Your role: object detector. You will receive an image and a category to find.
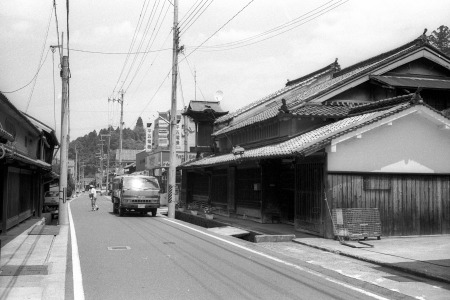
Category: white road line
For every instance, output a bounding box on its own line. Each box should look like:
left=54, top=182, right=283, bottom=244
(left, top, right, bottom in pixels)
left=68, top=201, right=85, bottom=300
left=163, top=218, right=391, bottom=300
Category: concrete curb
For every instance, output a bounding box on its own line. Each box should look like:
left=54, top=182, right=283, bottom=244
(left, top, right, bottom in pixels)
left=292, top=239, right=450, bottom=285
left=253, top=234, right=295, bottom=243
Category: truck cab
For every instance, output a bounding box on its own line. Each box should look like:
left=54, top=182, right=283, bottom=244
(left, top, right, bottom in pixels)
left=111, top=175, right=160, bottom=216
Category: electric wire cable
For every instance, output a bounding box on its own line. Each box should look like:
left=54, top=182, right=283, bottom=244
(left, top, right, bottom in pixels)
left=53, top=0, right=62, bottom=59
left=177, top=65, right=185, bottom=108
left=118, top=0, right=162, bottom=92
left=178, top=0, right=201, bottom=25
left=179, top=0, right=214, bottom=37
left=67, top=47, right=171, bottom=55
left=128, top=30, right=172, bottom=95
left=192, top=0, right=349, bottom=52
left=135, top=67, right=172, bottom=123
left=178, top=0, right=204, bottom=28
left=112, top=0, right=150, bottom=93
left=25, top=4, right=54, bottom=112
left=52, top=49, right=57, bottom=130
left=182, top=0, right=255, bottom=60
left=123, top=0, right=171, bottom=92
left=0, top=49, right=51, bottom=94
left=182, top=53, right=206, bottom=101
left=199, top=0, right=338, bottom=49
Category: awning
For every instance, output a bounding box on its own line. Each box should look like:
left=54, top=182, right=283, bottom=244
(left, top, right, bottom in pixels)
left=2, top=145, right=51, bottom=170
left=0, top=127, right=14, bottom=142
left=370, top=75, right=450, bottom=90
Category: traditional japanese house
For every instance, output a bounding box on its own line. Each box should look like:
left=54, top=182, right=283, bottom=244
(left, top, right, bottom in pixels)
left=181, top=100, right=228, bottom=205
left=0, top=92, right=58, bottom=233
left=179, top=34, right=450, bottom=237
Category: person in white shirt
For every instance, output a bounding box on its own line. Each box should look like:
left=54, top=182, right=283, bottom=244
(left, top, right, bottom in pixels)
left=89, top=185, right=98, bottom=211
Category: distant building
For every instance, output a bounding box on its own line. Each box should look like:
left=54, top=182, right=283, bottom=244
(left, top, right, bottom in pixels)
left=151, top=110, right=195, bottom=151
left=115, top=149, right=142, bottom=171
left=145, top=122, right=152, bottom=151
left=68, top=159, right=75, bottom=176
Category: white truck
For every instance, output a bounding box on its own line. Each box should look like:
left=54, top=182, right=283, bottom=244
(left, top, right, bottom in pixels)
left=111, top=175, right=161, bottom=217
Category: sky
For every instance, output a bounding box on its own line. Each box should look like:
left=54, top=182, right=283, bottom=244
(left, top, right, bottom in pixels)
left=1, top=0, right=449, bottom=141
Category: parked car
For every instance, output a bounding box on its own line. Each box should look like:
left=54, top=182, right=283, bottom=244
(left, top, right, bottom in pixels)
left=43, top=191, right=59, bottom=212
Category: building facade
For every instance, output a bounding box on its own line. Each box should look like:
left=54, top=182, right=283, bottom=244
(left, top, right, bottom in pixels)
left=0, top=92, right=58, bottom=233
left=179, top=35, right=450, bottom=238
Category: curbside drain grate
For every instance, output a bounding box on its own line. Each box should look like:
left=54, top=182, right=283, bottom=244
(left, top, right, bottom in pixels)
left=107, top=246, right=131, bottom=251
left=0, top=265, right=48, bottom=276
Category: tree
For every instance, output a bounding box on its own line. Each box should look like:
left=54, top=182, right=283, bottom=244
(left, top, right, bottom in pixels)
left=135, top=117, right=144, bottom=128
left=429, top=25, right=450, bottom=56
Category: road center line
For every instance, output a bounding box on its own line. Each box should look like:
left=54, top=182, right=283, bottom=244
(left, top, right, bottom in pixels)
left=68, top=200, right=85, bottom=300
left=163, top=218, right=391, bottom=300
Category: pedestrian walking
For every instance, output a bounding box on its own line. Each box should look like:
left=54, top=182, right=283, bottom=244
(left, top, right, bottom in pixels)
left=89, top=185, right=99, bottom=211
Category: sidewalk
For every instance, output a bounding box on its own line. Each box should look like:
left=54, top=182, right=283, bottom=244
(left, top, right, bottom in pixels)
left=0, top=217, right=69, bottom=300
left=210, top=213, right=450, bottom=284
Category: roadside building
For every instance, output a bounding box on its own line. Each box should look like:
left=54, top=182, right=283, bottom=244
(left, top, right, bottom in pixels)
left=179, top=34, right=450, bottom=238
left=115, top=149, right=141, bottom=172
left=0, top=92, right=58, bottom=233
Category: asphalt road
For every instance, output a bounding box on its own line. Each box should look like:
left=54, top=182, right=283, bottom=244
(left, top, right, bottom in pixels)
left=70, top=194, right=409, bottom=300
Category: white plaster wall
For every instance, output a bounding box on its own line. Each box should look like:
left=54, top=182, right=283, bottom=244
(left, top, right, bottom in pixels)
left=327, top=114, right=450, bottom=173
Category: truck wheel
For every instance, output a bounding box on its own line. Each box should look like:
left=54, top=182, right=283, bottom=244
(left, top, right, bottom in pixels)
left=151, top=208, right=157, bottom=217
left=119, top=207, right=124, bottom=216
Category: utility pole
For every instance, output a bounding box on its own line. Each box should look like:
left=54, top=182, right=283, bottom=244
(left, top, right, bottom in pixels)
left=97, top=139, right=104, bottom=186
left=109, top=93, right=124, bottom=174
left=119, top=90, right=124, bottom=174
left=75, top=144, right=78, bottom=194
left=101, top=134, right=111, bottom=186
left=168, top=0, right=179, bottom=219
left=183, top=108, right=189, bottom=163
left=59, top=37, right=69, bottom=225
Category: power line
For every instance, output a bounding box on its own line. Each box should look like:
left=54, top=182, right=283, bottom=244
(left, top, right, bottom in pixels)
left=183, top=0, right=255, bottom=60
left=123, top=0, right=171, bottom=92
left=0, top=49, right=51, bottom=94
left=25, top=3, right=54, bottom=112
left=112, top=0, right=151, bottom=93
left=53, top=0, right=61, bottom=59
left=134, top=67, right=172, bottom=125
left=179, top=0, right=214, bottom=37
left=198, top=0, right=337, bottom=49
left=127, top=30, right=172, bottom=94
left=52, top=49, right=57, bottom=130
left=67, top=47, right=171, bottom=55
left=118, top=0, right=163, bottom=92
left=182, top=53, right=206, bottom=101
left=178, top=0, right=203, bottom=28
left=191, top=0, right=349, bottom=52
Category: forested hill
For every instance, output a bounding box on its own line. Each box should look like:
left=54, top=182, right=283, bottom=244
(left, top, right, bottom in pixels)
left=68, top=117, right=146, bottom=176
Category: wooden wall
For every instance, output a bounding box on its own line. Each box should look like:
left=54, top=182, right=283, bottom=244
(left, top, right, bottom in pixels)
left=328, top=173, right=450, bottom=236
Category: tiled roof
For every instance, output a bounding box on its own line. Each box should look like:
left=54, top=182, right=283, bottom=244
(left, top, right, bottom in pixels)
left=0, top=126, right=14, bottom=142
left=187, top=101, right=226, bottom=113
left=213, top=39, right=427, bottom=137
left=213, top=105, right=280, bottom=136
left=291, top=103, right=353, bottom=118
left=180, top=98, right=428, bottom=169
left=215, top=62, right=337, bottom=125
left=213, top=102, right=354, bottom=136
left=288, top=42, right=421, bottom=108
left=348, top=94, right=414, bottom=115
